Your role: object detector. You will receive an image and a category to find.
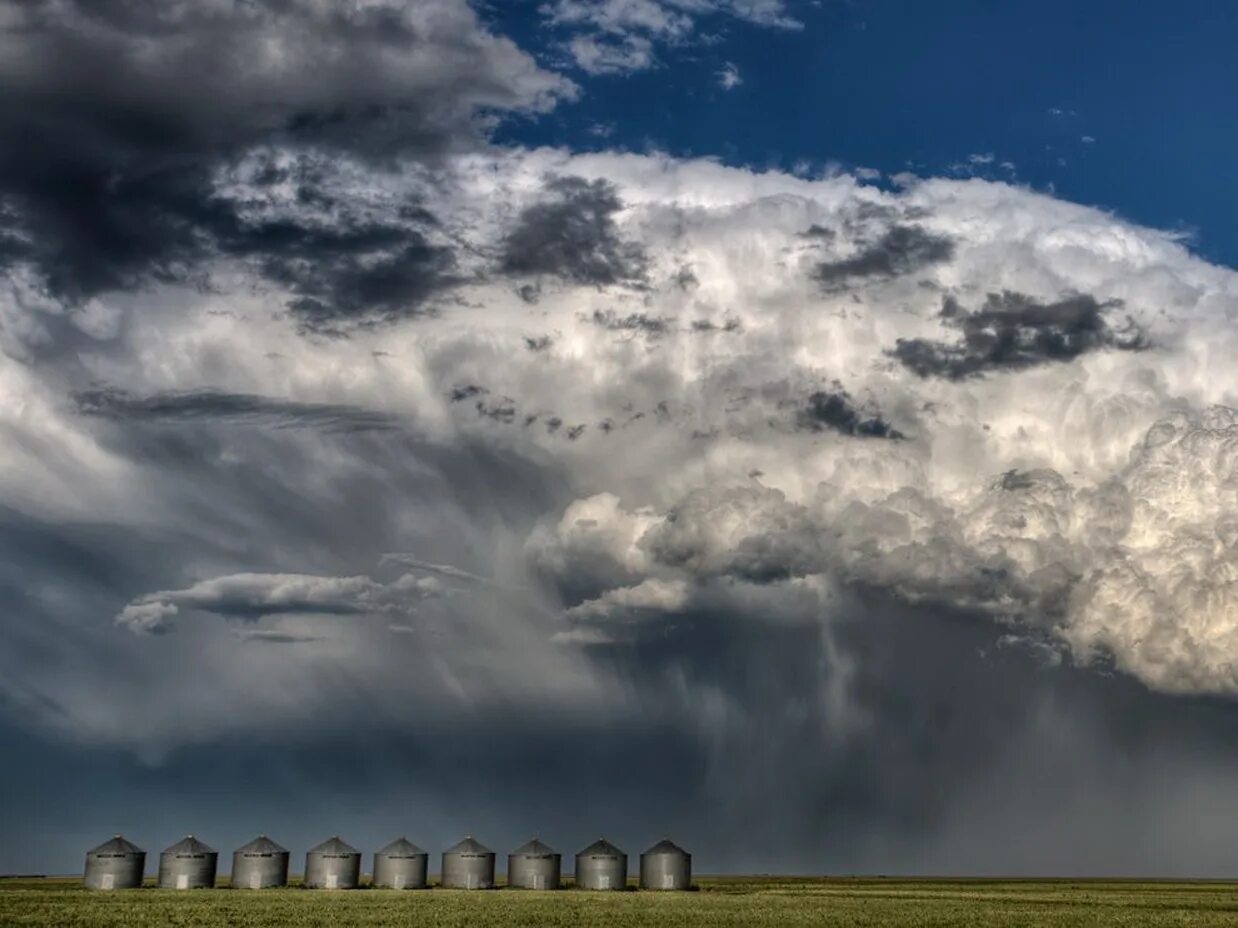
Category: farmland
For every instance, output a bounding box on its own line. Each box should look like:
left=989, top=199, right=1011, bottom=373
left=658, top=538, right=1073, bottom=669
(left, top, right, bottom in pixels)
left=2, top=876, right=1237, bottom=927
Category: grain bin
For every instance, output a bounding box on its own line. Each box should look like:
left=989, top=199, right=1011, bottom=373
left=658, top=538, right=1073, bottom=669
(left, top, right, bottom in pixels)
left=507, top=839, right=560, bottom=890
left=304, top=836, right=361, bottom=890
left=639, top=839, right=691, bottom=890
left=231, top=835, right=289, bottom=889
left=574, top=838, right=626, bottom=890
left=440, top=836, right=495, bottom=889
left=83, top=835, right=145, bottom=890
left=372, top=837, right=428, bottom=889
left=157, top=836, right=217, bottom=889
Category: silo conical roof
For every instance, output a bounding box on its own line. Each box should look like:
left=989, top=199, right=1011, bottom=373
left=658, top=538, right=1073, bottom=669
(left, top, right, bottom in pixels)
left=236, top=835, right=287, bottom=854
left=446, top=836, right=491, bottom=854
left=89, top=835, right=144, bottom=855
left=643, top=839, right=686, bottom=855
left=579, top=838, right=624, bottom=856
left=163, top=836, right=216, bottom=855
left=512, top=839, right=556, bottom=856
left=309, top=836, right=358, bottom=855
left=378, top=837, right=426, bottom=856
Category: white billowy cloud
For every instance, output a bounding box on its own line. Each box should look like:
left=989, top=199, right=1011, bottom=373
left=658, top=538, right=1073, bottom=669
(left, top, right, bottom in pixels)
left=4, top=141, right=1238, bottom=756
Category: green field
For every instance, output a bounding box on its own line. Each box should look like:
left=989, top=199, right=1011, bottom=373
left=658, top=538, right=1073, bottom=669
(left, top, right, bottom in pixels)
left=2, top=876, right=1237, bottom=927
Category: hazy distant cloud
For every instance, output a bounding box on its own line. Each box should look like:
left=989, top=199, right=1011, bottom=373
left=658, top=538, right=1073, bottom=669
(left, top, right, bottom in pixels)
left=717, top=62, right=743, bottom=90
left=501, top=176, right=648, bottom=286
left=814, top=224, right=954, bottom=287
left=891, top=291, right=1149, bottom=380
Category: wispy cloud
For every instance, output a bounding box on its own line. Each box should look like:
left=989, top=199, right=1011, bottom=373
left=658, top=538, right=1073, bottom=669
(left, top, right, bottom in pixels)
left=541, top=0, right=800, bottom=74
left=717, top=61, right=743, bottom=90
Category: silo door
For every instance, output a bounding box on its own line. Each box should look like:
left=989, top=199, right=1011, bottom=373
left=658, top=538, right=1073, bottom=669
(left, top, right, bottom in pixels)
left=177, top=874, right=189, bottom=890
left=393, top=875, right=404, bottom=890
left=326, top=873, right=338, bottom=890
left=599, top=875, right=610, bottom=889
left=663, top=874, right=674, bottom=889
left=532, top=875, right=542, bottom=889
left=250, top=874, right=261, bottom=890
left=467, top=873, right=476, bottom=889
left=101, top=874, right=114, bottom=890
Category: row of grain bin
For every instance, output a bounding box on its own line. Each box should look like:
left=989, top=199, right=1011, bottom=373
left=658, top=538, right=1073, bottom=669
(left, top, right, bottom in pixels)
left=85, top=834, right=288, bottom=890
left=84, top=835, right=690, bottom=890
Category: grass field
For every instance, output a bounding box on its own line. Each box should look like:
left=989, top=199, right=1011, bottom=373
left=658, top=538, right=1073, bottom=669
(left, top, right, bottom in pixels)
left=2, top=876, right=1237, bottom=927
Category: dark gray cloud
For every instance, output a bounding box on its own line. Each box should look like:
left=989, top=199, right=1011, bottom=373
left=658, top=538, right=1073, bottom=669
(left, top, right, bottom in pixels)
left=891, top=291, right=1149, bottom=380
left=231, top=208, right=456, bottom=333
left=588, top=309, right=668, bottom=336
left=524, top=335, right=555, bottom=351
left=8, top=610, right=1238, bottom=879
left=799, top=223, right=837, bottom=241
left=448, top=384, right=488, bottom=403
left=235, top=629, right=325, bottom=644
left=0, top=0, right=569, bottom=306
left=475, top=396, right=519, bottom=424
left=690, top=318, right=742, bottom=333
left=796, top=387, right=904, bottom=439
left=73, top=387, right=400, bottom=433
left=815, top=224, right=954, bottom=287
left=672, top=265, right=699, bottom=290
left=501, top=176, right=648, bottom=286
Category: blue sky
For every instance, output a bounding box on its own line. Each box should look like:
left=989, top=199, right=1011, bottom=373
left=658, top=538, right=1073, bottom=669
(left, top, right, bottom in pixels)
left=495, top=0, right=1238, bottom=266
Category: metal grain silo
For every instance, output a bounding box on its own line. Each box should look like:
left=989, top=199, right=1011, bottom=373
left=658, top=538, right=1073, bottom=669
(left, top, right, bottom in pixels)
left=507, top=839, right=560, bottom=890
left=157, top=835, right=217, bottom=889
left=84, top=835, right=146, bottom=890
left=304, top=836, right=361, bottom=890
left=231, top=835, right=289, bottom=889
left=574, top=838, right=627, bottom=890
left=639, top=839, right=691, bottom=890
left=372, top=837, right=428, bottom=889
left=440, top=836, right=495, bottom=889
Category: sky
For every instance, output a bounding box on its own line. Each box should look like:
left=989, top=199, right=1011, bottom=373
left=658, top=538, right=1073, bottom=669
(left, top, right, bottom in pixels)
left=2, top=0, right=1238, bottom=878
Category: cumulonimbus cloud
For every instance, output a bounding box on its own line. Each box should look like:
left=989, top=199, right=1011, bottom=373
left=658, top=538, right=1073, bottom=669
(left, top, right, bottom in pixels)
left=5, top=142, right=1238, bottom=759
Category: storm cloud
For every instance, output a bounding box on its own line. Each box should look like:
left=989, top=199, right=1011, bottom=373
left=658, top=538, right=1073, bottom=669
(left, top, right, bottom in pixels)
left=814, top=223, right=955, bottom=286
left=3, top=37, right=1238, bottom=876
left=796, top=388, right=904, bottom=440
left=0, top=0, right=571, bottom=303
left=892, top=290, right=1149, bottom=379
left=500, top=176, right=648, bottom=286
